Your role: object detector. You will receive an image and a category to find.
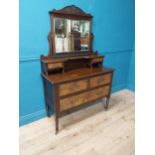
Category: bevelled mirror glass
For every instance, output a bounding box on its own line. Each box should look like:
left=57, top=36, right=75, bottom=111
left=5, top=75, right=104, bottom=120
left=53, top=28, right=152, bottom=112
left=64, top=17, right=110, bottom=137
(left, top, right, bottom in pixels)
left=54, top=17, right=90, bottom=53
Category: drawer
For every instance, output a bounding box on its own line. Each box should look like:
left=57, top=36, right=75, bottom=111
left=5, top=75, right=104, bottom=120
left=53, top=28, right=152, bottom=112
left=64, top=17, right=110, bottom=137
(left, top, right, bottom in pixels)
left=48, top=63, right=63, bottom=70
left=59, top=79, right=88, bottom=97
left=91, top=57, right=103, bottom=63
left=90, top=73, right=112, bottom=88
left=60, top=85, right=110, bottom=111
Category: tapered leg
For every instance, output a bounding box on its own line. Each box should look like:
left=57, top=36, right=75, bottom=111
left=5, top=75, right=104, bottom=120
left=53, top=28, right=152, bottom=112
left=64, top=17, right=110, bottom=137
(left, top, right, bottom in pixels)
left=53, top=84, right=59, bottom=134
left=42, top=78, right=51, bottom=117
left=104, top=97, right=110, bottom=110
left=45, top=102, right=51, bottom=117
left=55, top=115, right=59, bottom=134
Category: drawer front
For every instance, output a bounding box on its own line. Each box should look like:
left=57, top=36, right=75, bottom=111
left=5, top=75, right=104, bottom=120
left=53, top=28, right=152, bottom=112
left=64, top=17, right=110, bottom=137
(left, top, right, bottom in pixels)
left=60, top=85, right=110, bottom=111
left=48, top=63, right=63, bottom=70
left=91, top=57, right=103, bottom=63
left=59, top=79, right=88, bottom=97
left=90, top=73, right=112, bottom=88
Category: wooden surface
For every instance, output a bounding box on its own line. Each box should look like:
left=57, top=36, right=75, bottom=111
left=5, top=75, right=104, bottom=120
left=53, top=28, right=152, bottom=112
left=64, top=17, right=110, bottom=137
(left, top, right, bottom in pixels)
left=42, top=67, right=113, bottom=84
left=48, top=63, right=64, bottom=70
left=90, top=73, right=112, bottom=88
left=19, top=89, right=135, bottom=155
left=59, top=79, right=88, bottom=97
left=60, top=85, right=110, bottom=112
left=91, top=57, right=103, bottom=63
left=41, top=54, right=99, bottom=64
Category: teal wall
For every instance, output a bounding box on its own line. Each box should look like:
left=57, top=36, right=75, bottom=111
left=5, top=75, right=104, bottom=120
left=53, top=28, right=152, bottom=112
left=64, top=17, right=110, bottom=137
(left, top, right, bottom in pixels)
left=19, top=0, right=135, bottom=126
left=127, top=50, right=135, bottom=91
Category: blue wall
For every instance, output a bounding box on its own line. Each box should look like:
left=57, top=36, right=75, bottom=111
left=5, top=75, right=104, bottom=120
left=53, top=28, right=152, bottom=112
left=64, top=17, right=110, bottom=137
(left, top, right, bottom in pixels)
left=19, top=0, right=135, bottom=126
left=127, top=50, right=135, bottom=91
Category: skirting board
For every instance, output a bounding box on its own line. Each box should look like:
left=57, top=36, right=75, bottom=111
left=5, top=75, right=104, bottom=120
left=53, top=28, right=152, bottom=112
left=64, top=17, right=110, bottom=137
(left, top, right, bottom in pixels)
left=19, top=109, right=46, bottom=126
left=127, top=83, right=135, bottom=92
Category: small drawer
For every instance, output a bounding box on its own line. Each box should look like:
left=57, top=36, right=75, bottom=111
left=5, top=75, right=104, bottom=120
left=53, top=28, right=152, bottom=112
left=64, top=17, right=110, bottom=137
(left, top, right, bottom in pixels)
left=48, top=63, right=63, bottom=70
left=91, top=57, right=103, bottom=63
left=59, top=79, right=88, bottom=97
left=90, top=73, right=112, bottom=88
left=60, top=85, right=110, bottom=111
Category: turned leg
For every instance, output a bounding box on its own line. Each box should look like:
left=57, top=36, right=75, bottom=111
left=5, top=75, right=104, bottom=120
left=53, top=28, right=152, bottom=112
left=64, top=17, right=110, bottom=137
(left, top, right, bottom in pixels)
left=104, top=97, right=110, bottom=110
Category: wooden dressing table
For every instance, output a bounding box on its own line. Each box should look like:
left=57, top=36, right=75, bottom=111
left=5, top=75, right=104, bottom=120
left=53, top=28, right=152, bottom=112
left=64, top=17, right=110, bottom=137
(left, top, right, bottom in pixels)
left=40, top=5, right=114, bottom=134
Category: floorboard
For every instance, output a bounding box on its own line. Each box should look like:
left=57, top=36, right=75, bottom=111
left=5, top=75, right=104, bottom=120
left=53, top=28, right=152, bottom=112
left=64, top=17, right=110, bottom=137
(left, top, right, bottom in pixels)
left=19, top=89, right=135, bottom=155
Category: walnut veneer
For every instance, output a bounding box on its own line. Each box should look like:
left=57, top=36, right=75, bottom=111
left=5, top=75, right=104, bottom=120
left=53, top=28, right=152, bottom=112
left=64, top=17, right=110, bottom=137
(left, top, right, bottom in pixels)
left=40, top=5, right=114, bottom=134
left=41, top=65, right=114, bottom=134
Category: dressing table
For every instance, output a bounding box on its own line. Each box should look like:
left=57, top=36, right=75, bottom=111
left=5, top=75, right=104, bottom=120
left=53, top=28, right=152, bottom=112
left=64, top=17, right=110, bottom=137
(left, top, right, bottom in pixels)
left=40, top=5, right=114, bottom=134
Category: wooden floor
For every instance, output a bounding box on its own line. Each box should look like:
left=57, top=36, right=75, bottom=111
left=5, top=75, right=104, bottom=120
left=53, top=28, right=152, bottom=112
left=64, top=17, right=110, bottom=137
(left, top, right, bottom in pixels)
left=19, top=89, right=135, bottom=155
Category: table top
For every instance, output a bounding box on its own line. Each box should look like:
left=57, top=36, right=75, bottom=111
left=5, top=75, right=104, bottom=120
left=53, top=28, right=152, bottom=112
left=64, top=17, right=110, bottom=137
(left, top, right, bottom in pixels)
left=42, top=67, right=114, bottom=84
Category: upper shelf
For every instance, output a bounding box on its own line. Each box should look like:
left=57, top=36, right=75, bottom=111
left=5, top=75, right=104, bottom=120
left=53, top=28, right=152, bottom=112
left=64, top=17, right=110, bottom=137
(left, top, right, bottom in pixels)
left=41, top=52, right=100, bottom=63
left=41, top=67, right=113, bottom=84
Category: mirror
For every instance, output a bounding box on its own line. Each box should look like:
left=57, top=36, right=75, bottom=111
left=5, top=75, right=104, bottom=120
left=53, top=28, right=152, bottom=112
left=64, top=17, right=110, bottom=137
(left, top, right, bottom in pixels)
left=54, top=17, right=90, bottom=53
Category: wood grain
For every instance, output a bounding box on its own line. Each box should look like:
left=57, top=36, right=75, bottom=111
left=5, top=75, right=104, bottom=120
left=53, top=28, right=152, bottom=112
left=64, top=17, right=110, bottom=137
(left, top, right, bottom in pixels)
left=42, top=67, right=113, bottom=84
left=60, top=85, right=110, bottom=111
left=90, top=73, right=112, bottom=88
left=19, top=89, right=135, bottom=155
left=91, top=57, right=103, bottom=63
left=59, top=79, right=88, bottom=97
left=40, top=5, right=114, bottom=134
left=48, top=63, right=64, bottom=70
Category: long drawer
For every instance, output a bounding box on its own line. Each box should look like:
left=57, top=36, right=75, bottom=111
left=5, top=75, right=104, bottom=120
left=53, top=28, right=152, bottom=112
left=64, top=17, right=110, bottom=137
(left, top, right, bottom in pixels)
left=90, top=73, right=112, bottom=88
left=59, top=79, right=88, bottom=97
left=60, top=85, right=110, bottom=112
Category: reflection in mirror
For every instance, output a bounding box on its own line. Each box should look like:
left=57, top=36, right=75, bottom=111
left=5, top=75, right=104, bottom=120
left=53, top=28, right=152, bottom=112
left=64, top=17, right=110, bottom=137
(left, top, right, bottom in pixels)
left=54, top=17, right=90, bottom=53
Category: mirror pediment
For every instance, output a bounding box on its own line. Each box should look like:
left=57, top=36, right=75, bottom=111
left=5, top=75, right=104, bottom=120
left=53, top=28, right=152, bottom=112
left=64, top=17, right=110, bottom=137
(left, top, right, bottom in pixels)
left=49, top=5, right=92, bottom=18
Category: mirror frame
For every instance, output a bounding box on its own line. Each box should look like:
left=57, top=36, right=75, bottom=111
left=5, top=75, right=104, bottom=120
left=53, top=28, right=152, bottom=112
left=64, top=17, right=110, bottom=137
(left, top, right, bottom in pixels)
left=48, top=5, right=93, bottom=57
